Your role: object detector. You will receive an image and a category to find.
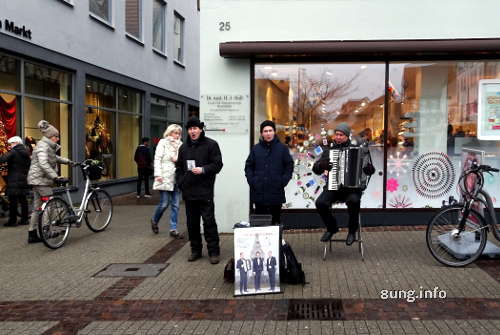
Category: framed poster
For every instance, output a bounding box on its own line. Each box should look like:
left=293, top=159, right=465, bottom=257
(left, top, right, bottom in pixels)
left=234, top=226, right=281, bottom=296
left=477, top=79, right=500, bottom=140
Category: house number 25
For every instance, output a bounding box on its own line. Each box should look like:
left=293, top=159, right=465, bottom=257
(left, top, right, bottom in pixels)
left=219, top=21, right=231, bottom=31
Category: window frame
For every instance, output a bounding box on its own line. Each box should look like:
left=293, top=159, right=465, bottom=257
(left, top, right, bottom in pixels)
left=89, top=0, right=114, bottom=29
left=173, top=11, right=185, bottom=65
left=152, top=0, right=167, bottom=56
left=125, top=0, right=143, bottom=44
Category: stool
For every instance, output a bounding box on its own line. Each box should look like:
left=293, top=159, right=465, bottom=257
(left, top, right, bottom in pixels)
left=322, top=211, right=364, bottom=261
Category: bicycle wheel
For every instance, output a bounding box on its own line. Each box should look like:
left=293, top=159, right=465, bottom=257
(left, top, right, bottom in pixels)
left=38, top=198, right=71, bottom=249
left=85, top=189, right=113, bottom=232
left=426, top=205, right=487, bottom=267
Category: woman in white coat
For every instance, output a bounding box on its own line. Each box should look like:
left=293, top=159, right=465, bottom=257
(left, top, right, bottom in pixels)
left=151, top=124, right=183, bottom=238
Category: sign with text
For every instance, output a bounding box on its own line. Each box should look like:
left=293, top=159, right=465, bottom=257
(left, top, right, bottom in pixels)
left=201, top=94, right=249, bottom=133
left=478, top=79, right=500, bottom=140
left=0, top=19, right=32, bottom=40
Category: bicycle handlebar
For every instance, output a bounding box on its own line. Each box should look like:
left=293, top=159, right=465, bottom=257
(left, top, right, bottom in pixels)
left=474, top=165, right=499, bottom=173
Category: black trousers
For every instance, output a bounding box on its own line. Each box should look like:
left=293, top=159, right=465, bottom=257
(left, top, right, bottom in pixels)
left=8, top=194, right=28, bottom=224
left=268, top=269, right=276, bottom=291
left=254, top=203, right=282, bottom=225
left=137, top=167, right=150, bottom=195
left=185, top=199, right=220, bottom=256
left=254, top=271, right=262, bottom=291
left=315, top=189, right=361, bottom=234
left=239, top=271, right=248, bottom=293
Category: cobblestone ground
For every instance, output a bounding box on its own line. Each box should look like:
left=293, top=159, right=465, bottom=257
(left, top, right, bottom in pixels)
left=0, top=194, right=498, bottom=334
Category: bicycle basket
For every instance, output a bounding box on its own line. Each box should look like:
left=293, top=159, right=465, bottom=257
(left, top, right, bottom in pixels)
left=87, top=162, right=103, bottom=180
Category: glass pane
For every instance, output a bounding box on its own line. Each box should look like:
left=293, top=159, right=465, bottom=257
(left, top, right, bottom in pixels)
left=254, top=63, right=385, bottom=209
left=0, top=93, right=19, bottom=142
left=24, top=97, right=72, bottom=178
left=0, top=55, right=20, bottom=92
left=167, top=101, right=183, bottom=122
left=387, top=61, right=500, bottom=208
left=85, top=108, right=115, bottom=179
left=153, top=0, right=165, bottom=51
left=150, top=118, right=167, bottom=155
left=118, top=87, right=141, bottom=114
left=24, top=62, right=72, bottom=101
left=125, top=0, right=141, bottom=39
left=151, top=95, right=167, bottom=118
left=117, top=113, right=140, bottom=178
left=174, top=15, right=183, bottom=62
left=89, top=0, right=110, bottom=22
left=86, top=79, right=116, bottom=109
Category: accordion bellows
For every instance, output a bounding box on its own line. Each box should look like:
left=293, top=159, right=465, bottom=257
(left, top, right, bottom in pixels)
left=328, top=147, right=369, bottom=190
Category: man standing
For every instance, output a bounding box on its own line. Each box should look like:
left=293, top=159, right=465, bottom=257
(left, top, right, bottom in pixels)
left=245, top=120, right=293, bottom=224
left=176, top=117, right=223, bottom=264
left=134, top=137, right=152, bottom=198
left=266, top=250, right=277, bottom=291
left=313, top=122, right=375, bottom=245
left=252, top=251, right=264, bottom=292
left=236, top=252, right=251, bottom=294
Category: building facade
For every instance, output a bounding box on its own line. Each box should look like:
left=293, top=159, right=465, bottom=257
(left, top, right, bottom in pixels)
left=0, top=0, right=199, bottom=195
left=201, top=0, right=500, bottom=232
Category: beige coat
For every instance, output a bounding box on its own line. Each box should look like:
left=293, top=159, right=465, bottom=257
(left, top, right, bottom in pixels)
left=153, top=136, right=182, bottom=191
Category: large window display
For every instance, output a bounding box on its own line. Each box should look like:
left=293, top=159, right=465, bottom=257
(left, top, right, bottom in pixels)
left=254, top=63, right=385, bottom=209
left=85, top=78, right=142, bottom=180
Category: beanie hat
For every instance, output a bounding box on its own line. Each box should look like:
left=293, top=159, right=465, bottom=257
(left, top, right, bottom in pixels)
left=37, top=120, right=59, bottom=138
left=7, top=136, right=23, bottom=145
left=260, top=120, right=276, bottom=133
left=185, top=117, right=204, bottom=130
left=334, top=122, right=351, bottom=137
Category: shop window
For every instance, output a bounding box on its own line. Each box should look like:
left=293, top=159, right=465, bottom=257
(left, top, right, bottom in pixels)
left=86, top=80, right=115, bottom=109
left=387, top=61, right=500, bottom=208
left=254, top=63, right=385, bottom=209
left=0, top=55, right=20, bottom=92
left=174, top=12, right=184, bottom=63
left=150, top=95, right=183, bottom=151
left=117, top=113, right=140, bottom=178
left=152, top=0, right=166, bottom=53
left=89, top=0, right=112, bottom=23
left=85, top=108, right=115, bottom=179
left=118, top=87, right=140, bottom=114
left=125, top=0, right=142, bottom=40
left=24, top=62, right=72, bottom=101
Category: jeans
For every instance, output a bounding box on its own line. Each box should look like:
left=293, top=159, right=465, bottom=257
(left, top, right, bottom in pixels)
left=152, top=188, right=180, bottom=231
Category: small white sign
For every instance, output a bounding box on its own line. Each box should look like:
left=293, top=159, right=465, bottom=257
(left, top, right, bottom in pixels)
left=201, top=94, right=249, bottom=133
left=477, top=79, right=500, bottom=140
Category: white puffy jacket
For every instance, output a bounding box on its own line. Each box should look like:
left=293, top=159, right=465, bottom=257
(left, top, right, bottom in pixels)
left=152, top=136, right=181, bottom=191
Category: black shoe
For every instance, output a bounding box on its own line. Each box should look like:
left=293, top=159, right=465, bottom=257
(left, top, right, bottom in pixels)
left=18, top=220, right=29, bottom=226
left=320, top=227, right=339, bottom=242
left=4, top=221, right=17, bottom=227
left=346, top=233, right=356, bottom=246
left=151, top=219, right=159, bottom=234
left=188, top=253, right=202, bottom=262
left=28, top=230, right=42, bottom=244
left=209, top=255, right=220, bottom=264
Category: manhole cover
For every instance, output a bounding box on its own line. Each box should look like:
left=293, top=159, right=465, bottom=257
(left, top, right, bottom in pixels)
left=93, top=263, right=169, bottom=277
left=287, top=299, right=344, bottom=320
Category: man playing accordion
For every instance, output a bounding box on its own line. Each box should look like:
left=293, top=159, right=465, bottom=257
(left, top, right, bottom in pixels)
left=312, top=122, right=375, bottom=245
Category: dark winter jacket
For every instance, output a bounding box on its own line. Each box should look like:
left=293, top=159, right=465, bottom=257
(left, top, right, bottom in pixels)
left=175, top=132, right=223, bottom=200
left=134, top=144, right=152, bottom=169
left=0, top=144, right=31, bottom=195
left=244, top=137, right=293, bottom=205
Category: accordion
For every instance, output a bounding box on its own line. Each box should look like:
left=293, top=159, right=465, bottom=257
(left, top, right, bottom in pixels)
left=328, top=147, right=369, bottom=190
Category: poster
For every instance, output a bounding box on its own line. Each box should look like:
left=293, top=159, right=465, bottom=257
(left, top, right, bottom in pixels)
left=477, top=79, right=500, bottom=140
left=234, top=226, right=281, bottom=296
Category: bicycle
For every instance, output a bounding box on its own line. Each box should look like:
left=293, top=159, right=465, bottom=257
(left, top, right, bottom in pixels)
left=37, top=160, right=113, bottom=249
left=426, top=163, right=500, bottom=267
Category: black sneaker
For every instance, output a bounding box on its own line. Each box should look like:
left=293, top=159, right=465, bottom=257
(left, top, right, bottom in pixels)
left=346, top=233, right=356, bottom=246
left=151, top=219, right=159, bottom=234
left=320, top=231, right=334, bottom=242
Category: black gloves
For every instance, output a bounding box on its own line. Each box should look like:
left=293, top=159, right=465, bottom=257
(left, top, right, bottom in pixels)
left=363, top=163, right=375, bottom=176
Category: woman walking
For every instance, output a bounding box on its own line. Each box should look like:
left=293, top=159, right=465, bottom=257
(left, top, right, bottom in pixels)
left=151, top=124, right=183, bottom=238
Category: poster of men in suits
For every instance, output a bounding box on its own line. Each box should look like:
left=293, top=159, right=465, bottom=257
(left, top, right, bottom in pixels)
left=234, top=226, right=280, bottom=296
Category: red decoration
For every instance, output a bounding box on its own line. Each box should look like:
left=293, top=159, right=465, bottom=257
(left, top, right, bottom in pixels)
left=0, top=95, right=17, bottom=138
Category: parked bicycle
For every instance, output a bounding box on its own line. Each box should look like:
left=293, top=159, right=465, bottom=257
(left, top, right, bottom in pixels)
left=37, top=160, right=113, bottom=249
left=426, top=163, right=500, bottom=267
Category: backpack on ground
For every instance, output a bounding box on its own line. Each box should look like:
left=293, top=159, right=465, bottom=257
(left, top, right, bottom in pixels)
left=280, top=241, right=306, bottom=285
left=224, top=257, right=235, bottom=283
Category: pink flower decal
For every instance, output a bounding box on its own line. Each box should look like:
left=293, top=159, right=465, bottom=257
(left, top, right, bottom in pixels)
left=386, top=178, right=399, bottom=192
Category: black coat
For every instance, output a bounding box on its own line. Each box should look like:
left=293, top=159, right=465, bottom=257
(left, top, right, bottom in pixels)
left=175, top=132, right=223, bottom=200
left=0, top=144, right=31, bottom=195
left=245, top=137, right=293, bottom=205
left=134, top=145, right=152, bottom=169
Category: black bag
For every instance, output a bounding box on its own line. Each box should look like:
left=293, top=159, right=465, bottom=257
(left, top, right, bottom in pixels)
left=280, top=242, right=306, bottom=285
left=224, top=257, right=235, bottom=283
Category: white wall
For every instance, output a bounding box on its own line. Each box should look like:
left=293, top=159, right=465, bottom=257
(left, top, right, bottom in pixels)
left=0, top=0, right=199, bottom=100
left=202, top=0, right=500, bottom=232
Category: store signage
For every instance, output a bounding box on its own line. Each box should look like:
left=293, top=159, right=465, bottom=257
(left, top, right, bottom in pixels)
left=201, top=94, right=249, bottom=133
left=0, top=19, right=32, bottom=40
left=477, top=79, right=500, bottom=140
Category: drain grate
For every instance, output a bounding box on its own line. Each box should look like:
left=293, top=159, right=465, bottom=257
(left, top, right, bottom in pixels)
left=287, top=299, right=344, bottom=320
left=93, top=263, right=169, bottom=278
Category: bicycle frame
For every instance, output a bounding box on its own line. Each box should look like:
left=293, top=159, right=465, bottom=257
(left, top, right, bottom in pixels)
left=458, top=188, right=500, bottom=241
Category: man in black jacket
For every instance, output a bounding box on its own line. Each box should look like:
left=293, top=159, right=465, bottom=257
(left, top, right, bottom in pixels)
left=266, top=250, right=277, bottom=291
left=0, top=136, right=31, bottom=226
left=236, top=252, right=251, bottom=294
left=134, top=137, right=152, bottom=198
left=176, top=117, right=223, bottom=264
left=313, top=123, right=375, bottom=245
left=245, top=120, right=293, bottom=225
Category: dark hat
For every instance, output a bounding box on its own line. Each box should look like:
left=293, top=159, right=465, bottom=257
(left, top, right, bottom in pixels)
left=185, top=117, right=204, bottom=130
left=260, top=120, right=276, bottom=133
left=334, top=122, right=351, bottom=137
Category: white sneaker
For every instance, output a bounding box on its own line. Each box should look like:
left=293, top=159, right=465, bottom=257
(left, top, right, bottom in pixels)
left=136, top=195, right=141, bottom=199
left=144, top=194, right=152, bottom=198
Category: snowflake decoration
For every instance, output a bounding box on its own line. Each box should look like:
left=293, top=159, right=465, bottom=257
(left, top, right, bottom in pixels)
left=387, top=178, right=399, bottom=192
left=388, top=151, right=411, bottom=176
left=388, top=194, right=413, bottom=208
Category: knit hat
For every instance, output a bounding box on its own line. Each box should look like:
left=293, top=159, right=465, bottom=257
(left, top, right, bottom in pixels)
left=334, top=122, right=351, bottom=137
left=185, top=117, right=204, bottom=130
left=7, top=136, right=23, bottom=144
left=37, top=120, right=59, bottom=138
left=260, top=120, right=276, bottom=133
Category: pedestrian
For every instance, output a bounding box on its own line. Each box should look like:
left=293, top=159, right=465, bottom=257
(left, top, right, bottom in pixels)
left=151, top=124, right=184, bottom=238
left=134, top=137, right=152, bottom=198
left=27, top=120, right=73, bottom=244
left=175, top=117, right=223, bottom=264
left=245, top=120, right=293, bottom=224
left=0, top=136, right=31, bottom=227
